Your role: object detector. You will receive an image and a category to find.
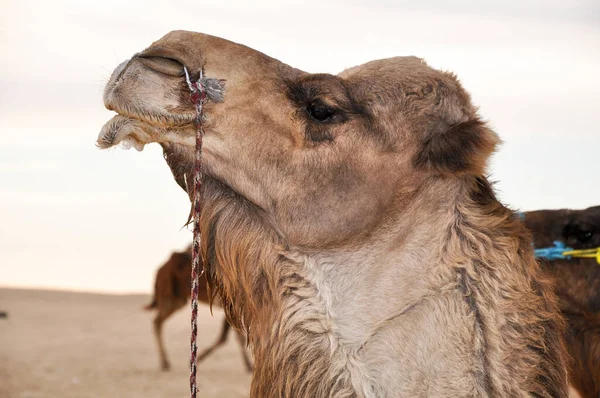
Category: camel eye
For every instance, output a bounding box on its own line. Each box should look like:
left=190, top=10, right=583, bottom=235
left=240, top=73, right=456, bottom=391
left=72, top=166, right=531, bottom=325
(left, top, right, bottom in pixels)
left=577, top=230, right=594, bottom=243
left=306, top=103, right=336, bottom=123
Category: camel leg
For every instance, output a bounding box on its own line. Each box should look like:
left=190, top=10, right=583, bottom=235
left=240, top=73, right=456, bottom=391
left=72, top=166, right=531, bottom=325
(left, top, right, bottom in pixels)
left=153, top=300, right=180, bottom=371
left=153, top=313, right=170, bottom=371
left=235, top=329, right=253, bottom=372
left=197, top=317, right=231, bottom=364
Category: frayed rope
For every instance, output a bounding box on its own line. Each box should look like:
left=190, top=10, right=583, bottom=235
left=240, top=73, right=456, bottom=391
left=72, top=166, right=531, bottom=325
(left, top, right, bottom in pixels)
left=184, top=65, right=205, bottom=398
left=184, top=66, right=226, bottom=398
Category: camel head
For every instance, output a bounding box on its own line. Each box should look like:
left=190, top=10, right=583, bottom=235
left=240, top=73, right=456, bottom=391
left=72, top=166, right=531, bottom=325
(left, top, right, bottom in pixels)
left=525, top=205, right=600, bottom=313
left=524, top=206, right=600, bottom=250
left=562, top=206, right=600, bottom=250
left=99, top=30, right=499, bottom=250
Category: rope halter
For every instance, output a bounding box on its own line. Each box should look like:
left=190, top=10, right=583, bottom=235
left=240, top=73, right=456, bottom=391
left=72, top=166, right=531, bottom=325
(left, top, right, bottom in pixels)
left=184, top=65, right=206, bottom=398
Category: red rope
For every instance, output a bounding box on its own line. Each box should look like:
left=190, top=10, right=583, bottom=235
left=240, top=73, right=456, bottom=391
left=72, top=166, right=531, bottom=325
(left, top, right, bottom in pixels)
left=185, top=66, right=206, bottom=398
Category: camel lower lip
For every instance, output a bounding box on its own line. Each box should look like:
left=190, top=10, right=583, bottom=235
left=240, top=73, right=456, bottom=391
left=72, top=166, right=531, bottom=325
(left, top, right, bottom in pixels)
left=97, top=114, right=196, bottom=150
left=97, top=115, right=151, bottom=150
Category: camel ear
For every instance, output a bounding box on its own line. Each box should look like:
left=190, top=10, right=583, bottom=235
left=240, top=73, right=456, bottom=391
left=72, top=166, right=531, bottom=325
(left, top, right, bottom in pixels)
left=413, top=119, right=500, bottom=176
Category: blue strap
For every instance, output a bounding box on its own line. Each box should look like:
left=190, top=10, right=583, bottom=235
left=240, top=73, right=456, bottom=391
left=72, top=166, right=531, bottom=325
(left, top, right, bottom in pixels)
left=516, top=212, right=574, bottom=261
left=534, top=241, right=574, bottom=261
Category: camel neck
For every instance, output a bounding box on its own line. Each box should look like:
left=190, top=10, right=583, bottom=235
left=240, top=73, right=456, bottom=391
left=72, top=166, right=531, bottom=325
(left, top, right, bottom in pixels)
left=247, top=178, right=472, bottom=397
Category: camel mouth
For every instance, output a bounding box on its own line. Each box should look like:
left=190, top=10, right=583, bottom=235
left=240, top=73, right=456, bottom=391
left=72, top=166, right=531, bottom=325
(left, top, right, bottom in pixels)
left=102, top=87, right=197, bottom=131
left=99, top=56, right=226, bottom=152
left=97, top=114, right=195, bottom=151
left=100, top=55, right=198, bottom=148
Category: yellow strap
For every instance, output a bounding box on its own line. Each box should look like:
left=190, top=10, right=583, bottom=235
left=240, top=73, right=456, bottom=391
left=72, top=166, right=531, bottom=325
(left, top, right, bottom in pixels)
left=561, top=248, right=600, bottom=263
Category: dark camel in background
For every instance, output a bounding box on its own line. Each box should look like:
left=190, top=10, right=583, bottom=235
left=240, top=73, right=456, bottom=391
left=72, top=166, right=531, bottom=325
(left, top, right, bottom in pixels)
left=525, top=206, right=600, bottom=398
left=145, top=245, right=252, bottom=372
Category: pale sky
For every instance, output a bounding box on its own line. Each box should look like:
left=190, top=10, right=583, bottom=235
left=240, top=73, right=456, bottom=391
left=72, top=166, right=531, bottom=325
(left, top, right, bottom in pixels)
left=1, top=0, right=598, bottom=293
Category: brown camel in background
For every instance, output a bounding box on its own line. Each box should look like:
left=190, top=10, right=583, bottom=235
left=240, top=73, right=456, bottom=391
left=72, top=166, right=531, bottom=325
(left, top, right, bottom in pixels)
left=99, top=31, right=568, bottom=396
left=144, top=245, right=252, bottom=372
left=524, top=206, right=600, bottom=398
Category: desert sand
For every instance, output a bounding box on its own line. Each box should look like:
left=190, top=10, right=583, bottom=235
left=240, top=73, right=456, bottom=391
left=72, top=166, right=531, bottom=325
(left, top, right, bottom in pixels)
left=0, top=287, right=251, bottom=398
left=1, top=288, right=584, bottom=398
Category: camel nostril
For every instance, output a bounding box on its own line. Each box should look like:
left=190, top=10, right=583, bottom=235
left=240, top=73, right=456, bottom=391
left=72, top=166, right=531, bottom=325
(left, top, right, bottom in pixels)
left=138, top=55, right=185, bottom=77
left=112, top=58, right=131, bottom=81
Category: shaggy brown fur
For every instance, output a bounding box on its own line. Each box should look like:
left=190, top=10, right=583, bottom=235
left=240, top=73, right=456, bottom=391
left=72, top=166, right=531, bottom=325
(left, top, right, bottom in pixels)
left=145, top=245, right=252, bottom=372
left=524, top=206, right=600, bottom=398
left=99, top=31, right=569, bottom=397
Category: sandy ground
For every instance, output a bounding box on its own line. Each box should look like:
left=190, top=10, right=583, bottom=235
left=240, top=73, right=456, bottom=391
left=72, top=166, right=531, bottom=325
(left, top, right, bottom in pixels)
left=0, top=288, right=251, bottom=398
left=0, top=287, right=584, bottom=398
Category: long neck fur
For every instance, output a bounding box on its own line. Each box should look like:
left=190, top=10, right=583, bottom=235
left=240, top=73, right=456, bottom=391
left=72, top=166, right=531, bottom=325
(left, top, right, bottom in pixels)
left=200, top=175, right=568, bottom=398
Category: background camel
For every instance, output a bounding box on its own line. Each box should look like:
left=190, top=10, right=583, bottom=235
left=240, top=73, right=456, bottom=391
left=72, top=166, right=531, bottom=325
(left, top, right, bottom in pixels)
left=524, top=206, right=600, bottom=398
left=145, top=245, right=252, bottom=372
left=98, top=31, right=568, bottom=396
